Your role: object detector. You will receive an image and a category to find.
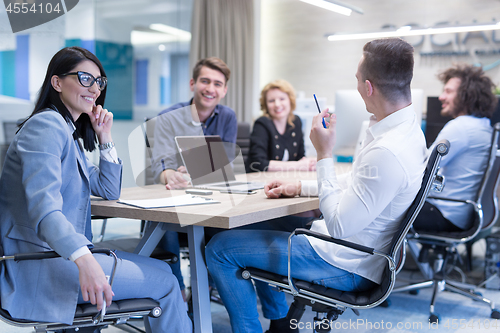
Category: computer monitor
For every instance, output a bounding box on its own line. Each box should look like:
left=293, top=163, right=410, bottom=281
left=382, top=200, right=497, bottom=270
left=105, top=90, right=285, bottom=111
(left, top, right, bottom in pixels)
left=294, top=96, right=327, bottom=157
left=424, top=96, right=452, bottom=148
left=425, top=95, right=500, bottom=148
left=333, top=89, right=424, bottom=157
left=332, top=90, right=371, bottom=157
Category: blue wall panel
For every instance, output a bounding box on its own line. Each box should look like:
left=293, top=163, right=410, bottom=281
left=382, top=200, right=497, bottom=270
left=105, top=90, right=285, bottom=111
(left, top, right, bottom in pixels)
left=15, top=35, right=29, bottom=100
left=95, top=41, right=133, bottom=120
left=135, top=59, right=148, bottom=105
left=160, top=75, right=171, bottom=106
left=65, top=39, right=95, bottom=54
left=1, top=51, right=16, bottom=98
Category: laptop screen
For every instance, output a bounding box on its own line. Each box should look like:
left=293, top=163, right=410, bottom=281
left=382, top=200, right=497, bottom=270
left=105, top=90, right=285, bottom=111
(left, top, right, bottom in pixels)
left=175, top=136, right=236, bottom=186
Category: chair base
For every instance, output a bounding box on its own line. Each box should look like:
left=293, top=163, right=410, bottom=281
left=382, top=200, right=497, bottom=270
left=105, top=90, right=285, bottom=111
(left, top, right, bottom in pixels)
left=393, top=278, right=499, bottom=322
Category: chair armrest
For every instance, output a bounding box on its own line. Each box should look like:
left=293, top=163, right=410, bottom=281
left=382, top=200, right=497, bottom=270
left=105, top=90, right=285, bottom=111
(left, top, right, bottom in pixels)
left=1, top=248, right=112, bottom=262
left=427, top=196, right=471, bottom=204
left=1, top=248, right=118, bottom=325
left=294, top=228, right=374, bottom=255
left=286, top=228, right=395, bottom=295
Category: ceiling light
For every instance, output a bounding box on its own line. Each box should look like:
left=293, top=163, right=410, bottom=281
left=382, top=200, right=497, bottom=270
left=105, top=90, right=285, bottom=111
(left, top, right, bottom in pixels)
left=158, top=44, right=166, bottom=51
left=131, top=24, right=192, bottom=46
left=149, top=24, right=192, bottom=39
left=327, top=22, right=500, bottom=41
left=131, top=31, right=188, bottom=45
left=300, top=0, right=363, bottom=16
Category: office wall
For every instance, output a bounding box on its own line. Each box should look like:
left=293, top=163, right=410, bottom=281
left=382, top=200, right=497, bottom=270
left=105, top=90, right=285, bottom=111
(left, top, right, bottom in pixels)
left=260, top=0, right=500, bottom=117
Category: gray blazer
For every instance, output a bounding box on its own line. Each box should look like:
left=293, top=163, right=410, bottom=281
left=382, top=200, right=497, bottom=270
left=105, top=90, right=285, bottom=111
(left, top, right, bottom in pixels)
left=0, top=110, right=122, bottom=324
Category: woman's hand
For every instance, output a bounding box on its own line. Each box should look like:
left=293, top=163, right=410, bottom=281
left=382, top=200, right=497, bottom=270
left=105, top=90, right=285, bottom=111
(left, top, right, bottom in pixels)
left=90, top=105, right=114, bottom=145
left=74, top=254, right=114, bottom=310
left=297, top=157, right=317, bottom=171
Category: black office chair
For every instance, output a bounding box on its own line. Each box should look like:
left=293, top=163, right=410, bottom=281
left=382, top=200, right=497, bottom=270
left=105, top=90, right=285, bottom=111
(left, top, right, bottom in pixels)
left=234, top=122, right=251, bottom=174
left=392, top=123, right=500, bottom=323
left=241, top=140, right=450, bottom=332
left=0, top=248, right=161, bottom=333
left=464, top=123, right=500, bottom=271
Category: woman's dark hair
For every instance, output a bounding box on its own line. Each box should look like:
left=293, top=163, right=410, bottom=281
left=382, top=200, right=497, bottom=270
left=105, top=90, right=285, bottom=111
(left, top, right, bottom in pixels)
left=438, top=64, right=498, bottom=118
left=20, top=46, right=107, bottom=151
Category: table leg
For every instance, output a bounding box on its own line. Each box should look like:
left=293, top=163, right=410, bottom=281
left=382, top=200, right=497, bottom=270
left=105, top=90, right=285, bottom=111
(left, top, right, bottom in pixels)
left=133, top=221, right=168, bottom=256
left=187, top=225, right=212, bottom=333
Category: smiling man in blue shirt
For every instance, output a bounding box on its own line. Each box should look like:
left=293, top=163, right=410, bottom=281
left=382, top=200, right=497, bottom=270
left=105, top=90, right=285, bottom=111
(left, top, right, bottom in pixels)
left=152, top=57, right=237, bottom=189
left=413, top=64, right=498, bottom=232
left=150, top=57, right=237, bottom=302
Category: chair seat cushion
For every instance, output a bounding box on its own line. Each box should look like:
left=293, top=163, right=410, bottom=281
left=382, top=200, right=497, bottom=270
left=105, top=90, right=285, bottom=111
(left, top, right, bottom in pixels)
left=246, top=267, right=392, bottom=307
left=74, top=298, right=159, bottom=318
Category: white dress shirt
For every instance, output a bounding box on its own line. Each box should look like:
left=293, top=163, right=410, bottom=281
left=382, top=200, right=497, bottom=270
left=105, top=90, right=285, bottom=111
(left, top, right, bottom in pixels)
left=300, top=105, right=427, bottom=284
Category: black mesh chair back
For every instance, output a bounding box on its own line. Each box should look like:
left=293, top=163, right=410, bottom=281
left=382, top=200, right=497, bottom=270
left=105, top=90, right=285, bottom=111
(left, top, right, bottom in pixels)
left=476, top=122, right=500, bottom=231
left=234, top=122, right=251, bottom=174
left=392, top=124, right=500, bottom=323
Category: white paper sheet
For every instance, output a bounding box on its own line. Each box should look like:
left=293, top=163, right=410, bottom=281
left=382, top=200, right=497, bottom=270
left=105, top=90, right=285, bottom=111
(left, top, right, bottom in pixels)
left=118, top=194, right=220, bottom=209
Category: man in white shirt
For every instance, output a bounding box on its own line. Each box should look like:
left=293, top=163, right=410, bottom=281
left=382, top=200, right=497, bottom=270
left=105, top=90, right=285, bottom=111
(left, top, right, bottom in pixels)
left=413, top=64, right=497, bottom=232
left=205, top=38, right=428, bottom=333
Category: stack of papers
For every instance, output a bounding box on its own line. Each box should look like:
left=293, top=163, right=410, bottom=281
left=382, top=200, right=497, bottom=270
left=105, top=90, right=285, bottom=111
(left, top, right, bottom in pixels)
left=118, top=194, right=220, bottom=209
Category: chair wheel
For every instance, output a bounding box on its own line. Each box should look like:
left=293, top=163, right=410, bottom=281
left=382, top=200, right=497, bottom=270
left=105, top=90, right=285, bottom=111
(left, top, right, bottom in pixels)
left=491, top=309, right=500, bottom=319
left=409, top=289, right=419, bottom=295
left=429, top=313, right=440, bottom=323
left=380, top=299, right=391, bottom=307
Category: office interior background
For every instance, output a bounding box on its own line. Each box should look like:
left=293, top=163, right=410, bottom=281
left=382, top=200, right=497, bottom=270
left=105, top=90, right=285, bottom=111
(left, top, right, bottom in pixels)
left=1, top=0, right=500, bottom=188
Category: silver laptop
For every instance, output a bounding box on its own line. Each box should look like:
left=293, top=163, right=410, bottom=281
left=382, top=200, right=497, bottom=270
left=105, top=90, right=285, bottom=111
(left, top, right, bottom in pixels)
left=175, top=135, right=264, bottom=191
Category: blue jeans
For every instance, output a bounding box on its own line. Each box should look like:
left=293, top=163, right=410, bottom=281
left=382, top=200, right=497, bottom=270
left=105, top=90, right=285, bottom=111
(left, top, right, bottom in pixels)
left=161, top=230, right=186, bottom=290
left=205, top=229, right=376, bottom=333
left=162, top=216, right=315, bottom=292
left=77, top=251, right=192, bottom=333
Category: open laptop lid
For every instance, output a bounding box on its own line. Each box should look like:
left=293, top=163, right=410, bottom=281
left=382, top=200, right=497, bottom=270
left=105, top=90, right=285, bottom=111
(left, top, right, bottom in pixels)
left=175, top=135, right=237, bottom=186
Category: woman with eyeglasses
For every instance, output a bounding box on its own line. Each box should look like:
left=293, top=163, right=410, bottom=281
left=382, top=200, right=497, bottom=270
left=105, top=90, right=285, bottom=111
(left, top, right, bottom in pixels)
left=0, top=47, right=191, bottom=332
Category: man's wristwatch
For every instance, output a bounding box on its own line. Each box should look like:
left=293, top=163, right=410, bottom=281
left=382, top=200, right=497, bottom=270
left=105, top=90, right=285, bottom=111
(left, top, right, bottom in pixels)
left=99, top=142, right=115, bottom=150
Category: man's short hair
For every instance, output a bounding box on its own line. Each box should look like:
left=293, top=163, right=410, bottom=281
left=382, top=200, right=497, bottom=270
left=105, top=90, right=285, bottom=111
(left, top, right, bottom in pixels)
left=438, top=64, right=498, bottom=118
left=360, top=38, right=414, bottom=103
left=192, top=57, right=231, bottom=84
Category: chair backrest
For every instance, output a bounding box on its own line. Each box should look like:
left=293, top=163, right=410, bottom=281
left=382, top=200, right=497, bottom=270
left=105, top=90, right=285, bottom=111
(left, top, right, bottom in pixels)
left=142, top=117, right=156, bottom=186
left=319, top=140, right=449, bottom=308
left=389, top=139, right=450, bottom=260
left=417, top=123, right=500, bottom=242
left=476, top=122, right=500, bottom=231
left=3, top=121, right=19, bottom=143
left=234, top=122, right=251, bottom=174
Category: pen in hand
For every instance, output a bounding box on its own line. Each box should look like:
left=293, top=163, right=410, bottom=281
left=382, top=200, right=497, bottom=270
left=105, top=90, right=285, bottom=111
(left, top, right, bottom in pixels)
left=313, top=94, right=327, bottom=129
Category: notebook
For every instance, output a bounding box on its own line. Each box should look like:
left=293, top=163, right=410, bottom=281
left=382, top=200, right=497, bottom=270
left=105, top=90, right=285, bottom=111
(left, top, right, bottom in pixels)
left=175, top=135, right=264, bottom=191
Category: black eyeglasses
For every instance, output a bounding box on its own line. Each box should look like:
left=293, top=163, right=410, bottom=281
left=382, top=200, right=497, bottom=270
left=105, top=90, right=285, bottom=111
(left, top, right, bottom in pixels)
left=60, top=71, right=107, bottom=91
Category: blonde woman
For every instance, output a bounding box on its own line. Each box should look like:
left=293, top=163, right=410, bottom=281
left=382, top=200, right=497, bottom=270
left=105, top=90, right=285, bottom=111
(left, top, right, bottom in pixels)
left=247, top=79, right=316, bottom=172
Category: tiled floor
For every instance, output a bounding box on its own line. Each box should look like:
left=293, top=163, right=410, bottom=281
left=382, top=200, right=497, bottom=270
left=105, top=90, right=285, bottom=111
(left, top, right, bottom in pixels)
left=1, top=219, right=500, bottom=332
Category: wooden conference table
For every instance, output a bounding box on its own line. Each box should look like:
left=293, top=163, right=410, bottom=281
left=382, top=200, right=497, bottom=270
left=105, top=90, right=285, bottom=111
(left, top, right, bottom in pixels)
left=91, top=170, right=326, bottom=333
